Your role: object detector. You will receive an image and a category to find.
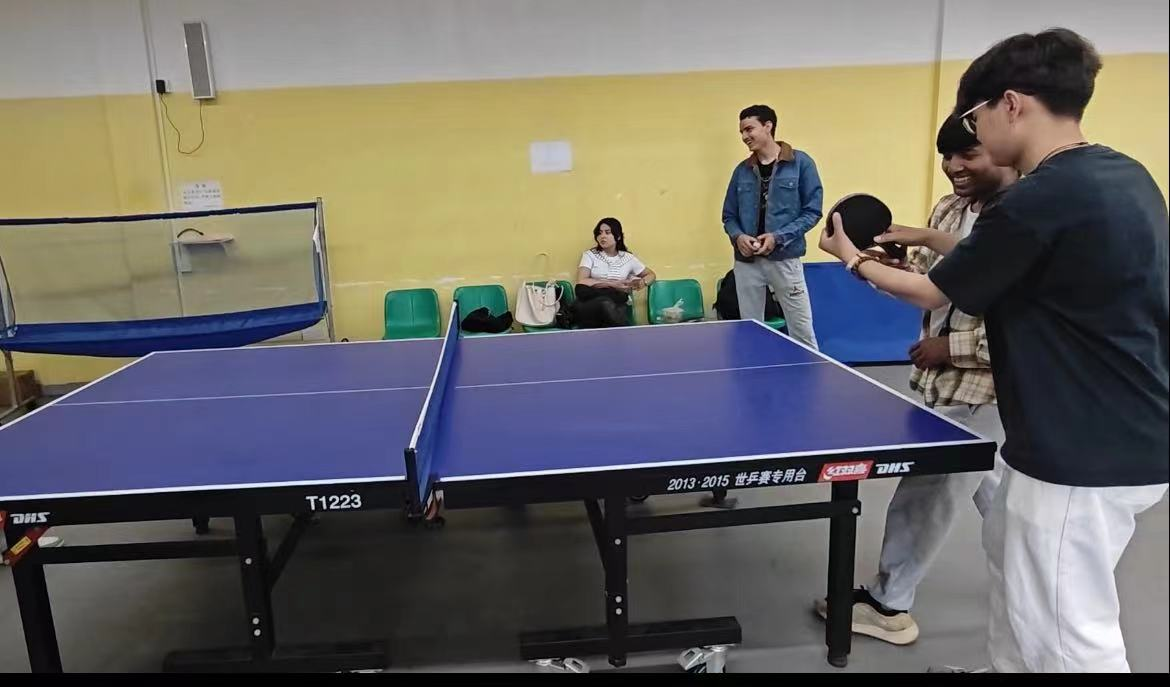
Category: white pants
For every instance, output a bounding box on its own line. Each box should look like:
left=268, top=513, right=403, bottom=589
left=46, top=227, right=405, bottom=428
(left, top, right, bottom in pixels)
left=732, top=258, right=817, bottom=349
left=984, top=462, right=1167, bottom=672
left=869, top=403, right=1003, bottom=611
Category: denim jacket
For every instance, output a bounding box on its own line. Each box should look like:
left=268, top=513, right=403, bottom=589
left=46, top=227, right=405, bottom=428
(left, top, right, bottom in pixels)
left=721, top=141, right=824, bottom=261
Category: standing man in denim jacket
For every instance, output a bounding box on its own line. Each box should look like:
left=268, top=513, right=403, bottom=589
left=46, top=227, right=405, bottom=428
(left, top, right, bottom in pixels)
left=722, top=104, right=823, bottom=348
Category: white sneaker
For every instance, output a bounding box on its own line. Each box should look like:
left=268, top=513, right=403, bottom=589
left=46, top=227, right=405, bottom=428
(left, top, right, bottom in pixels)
left=813, top=587, right=920, bottom=645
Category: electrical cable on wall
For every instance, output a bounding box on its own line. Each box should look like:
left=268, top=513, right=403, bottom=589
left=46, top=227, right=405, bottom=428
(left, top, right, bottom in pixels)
left=158, top=95, right=206, bottom=155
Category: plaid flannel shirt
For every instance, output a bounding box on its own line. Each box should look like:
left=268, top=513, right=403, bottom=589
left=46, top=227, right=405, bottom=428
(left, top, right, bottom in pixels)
left=906, top=194, right=996, bottom=407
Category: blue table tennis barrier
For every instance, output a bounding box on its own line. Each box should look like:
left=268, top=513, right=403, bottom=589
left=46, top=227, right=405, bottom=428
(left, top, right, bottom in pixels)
left=405, top=305, right=461, bottom=513
left=804, top=262, right=920, bottom=365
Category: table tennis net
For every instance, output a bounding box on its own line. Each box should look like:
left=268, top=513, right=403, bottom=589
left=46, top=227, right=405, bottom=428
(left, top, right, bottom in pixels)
left=405, top=303, right=460, bottom=511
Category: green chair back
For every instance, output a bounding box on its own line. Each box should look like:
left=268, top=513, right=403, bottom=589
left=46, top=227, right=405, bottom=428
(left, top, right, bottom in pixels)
left=647, top=279, right=705, bottom=324
left=453, top=284, right=511, bottom=335
left=382, top=288, right=441, bottom=340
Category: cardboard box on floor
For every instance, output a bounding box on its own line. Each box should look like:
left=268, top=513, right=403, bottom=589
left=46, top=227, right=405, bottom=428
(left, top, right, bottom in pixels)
left=1, top=368, right=41, bottom=407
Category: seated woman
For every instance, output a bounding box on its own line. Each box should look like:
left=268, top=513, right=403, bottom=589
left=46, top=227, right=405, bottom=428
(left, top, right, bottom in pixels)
left=575, top=217, right=656, bottom=328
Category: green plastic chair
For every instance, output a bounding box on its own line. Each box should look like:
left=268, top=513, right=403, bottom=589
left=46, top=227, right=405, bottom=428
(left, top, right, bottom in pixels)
left=647, top=279, right=705, bottom=324
left=715, top=277, right=787, bottom=331
left=521, top=280, right=575, bottom=333
left=453, top=284, right=511, bottom=336
left=382, top=288, right=441, bottom=340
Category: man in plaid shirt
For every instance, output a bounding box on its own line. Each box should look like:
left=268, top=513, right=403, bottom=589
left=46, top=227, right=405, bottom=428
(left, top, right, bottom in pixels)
left=815, top=115, right=1017, bottom=645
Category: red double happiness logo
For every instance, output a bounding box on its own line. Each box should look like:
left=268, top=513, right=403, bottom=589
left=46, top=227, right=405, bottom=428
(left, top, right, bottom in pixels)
left=818, top=460, right=874, bottom=482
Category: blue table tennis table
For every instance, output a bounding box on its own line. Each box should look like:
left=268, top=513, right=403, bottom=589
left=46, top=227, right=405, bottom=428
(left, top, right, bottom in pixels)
left=1, top=309, right=993, bottom=673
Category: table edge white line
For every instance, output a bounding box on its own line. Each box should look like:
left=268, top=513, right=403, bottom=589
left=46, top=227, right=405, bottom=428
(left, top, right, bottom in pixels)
left=436, top=439, right=993, bottom=482
left=150, top=336, right=443, bottom=355
left=455, top=361, right=829, bottom=390
left=0, top=475, right=407, bottom=502
left=747, top=319, right=992, bottom=440
left=57, top=385, right=429, bottom=406
left=0, top=352, right=157, bottom=434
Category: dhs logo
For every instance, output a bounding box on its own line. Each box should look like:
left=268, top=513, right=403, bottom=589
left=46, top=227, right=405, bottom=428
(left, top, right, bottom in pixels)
left=875, top=462, right=915, bottom=476
left=0, top=511, right=50, bottom=525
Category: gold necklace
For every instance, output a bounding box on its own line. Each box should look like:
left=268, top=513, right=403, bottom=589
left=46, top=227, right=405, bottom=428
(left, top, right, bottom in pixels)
left=1037, top=141, right=1090, bottom=168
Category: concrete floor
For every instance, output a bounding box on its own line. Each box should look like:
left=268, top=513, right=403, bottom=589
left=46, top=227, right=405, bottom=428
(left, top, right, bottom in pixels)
left=2, top=366, right=1167, bottom=673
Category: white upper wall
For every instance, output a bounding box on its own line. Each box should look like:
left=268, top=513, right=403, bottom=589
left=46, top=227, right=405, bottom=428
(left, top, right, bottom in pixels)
left=0, top=0, right=150, bottom=97
left=941, top=0, right=1168, bottom=58
left=140, top=0, right=941, bottom=93
left=1, top=0, right=1166, bottom=99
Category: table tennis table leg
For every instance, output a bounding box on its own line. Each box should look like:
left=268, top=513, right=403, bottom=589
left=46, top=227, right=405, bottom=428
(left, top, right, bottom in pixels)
left=163, top=514, right=389, bottom=672
left=234, top=515, right=276, bottom=661
left=5, top=526, right=63, bottom=672
left=603, top=496, right=629, bottom=668
left=826, top=481, right=860, bottom=668
left=583, top=499, right=606, bottom=561
left=192, top=517, right=211, bottom=535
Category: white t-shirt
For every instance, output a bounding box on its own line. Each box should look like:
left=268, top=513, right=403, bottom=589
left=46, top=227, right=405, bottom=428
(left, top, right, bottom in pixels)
left=928, top=207, right=980, bottom=337
left=578, top=250, right=646, bottom=282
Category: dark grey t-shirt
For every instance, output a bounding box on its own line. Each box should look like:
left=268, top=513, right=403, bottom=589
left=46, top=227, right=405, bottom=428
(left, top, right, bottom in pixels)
left=930, top=145, right=1169, bottom=487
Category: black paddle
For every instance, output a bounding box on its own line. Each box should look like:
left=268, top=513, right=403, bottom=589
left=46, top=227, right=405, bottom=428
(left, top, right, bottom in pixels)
left=825, top=193, right=905, bottom=261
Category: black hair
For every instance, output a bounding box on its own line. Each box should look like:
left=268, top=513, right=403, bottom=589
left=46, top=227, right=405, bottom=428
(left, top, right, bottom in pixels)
left=739, top=104, right=777, bottom=136
left=955, top=28, right=1102, bottom=121
left=936, top=113, right=980, bottom=155
left=593, top=217, right=628, bottom=253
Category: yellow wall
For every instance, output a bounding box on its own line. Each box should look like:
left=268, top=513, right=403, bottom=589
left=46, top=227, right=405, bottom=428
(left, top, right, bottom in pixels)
left=1, top=95, right=166, bottom=383
left=3, top=54, right=1168, bottom=386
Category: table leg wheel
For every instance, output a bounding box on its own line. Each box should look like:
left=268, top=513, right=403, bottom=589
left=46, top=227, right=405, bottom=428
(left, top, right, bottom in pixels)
left=532, top=657, right=589, bottom=673
left=828, top=654, right=848, bottom=668
left=678, top=645, right=731, bottom=673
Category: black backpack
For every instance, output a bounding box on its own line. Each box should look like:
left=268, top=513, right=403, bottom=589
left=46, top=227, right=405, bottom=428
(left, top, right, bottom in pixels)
left=714, top=269, right=784, bottom=321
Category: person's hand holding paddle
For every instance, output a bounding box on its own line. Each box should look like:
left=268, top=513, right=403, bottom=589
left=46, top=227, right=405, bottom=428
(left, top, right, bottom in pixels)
left=876, top=225, right=933, bottom=246
left=819, top=211, right=860, bottom=261
left=819, top=194, right=907, bottom=262
left=876, top=225, right=962, bottom=257
left=820, top=193, right=922, bottom=280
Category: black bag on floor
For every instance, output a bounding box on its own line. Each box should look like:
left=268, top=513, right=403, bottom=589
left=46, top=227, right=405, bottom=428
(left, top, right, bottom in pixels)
left=714, top=269, right=784, bottom=321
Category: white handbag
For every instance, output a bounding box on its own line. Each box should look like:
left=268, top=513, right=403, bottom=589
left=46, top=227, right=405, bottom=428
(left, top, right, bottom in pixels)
left=514, top=253, right=562, bottom=328
left=515, top=281, right=561, bottom=327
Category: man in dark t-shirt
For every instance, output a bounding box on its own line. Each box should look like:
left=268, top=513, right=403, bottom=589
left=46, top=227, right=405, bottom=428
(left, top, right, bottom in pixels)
left=819, top=29, right=1167, bottom=672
